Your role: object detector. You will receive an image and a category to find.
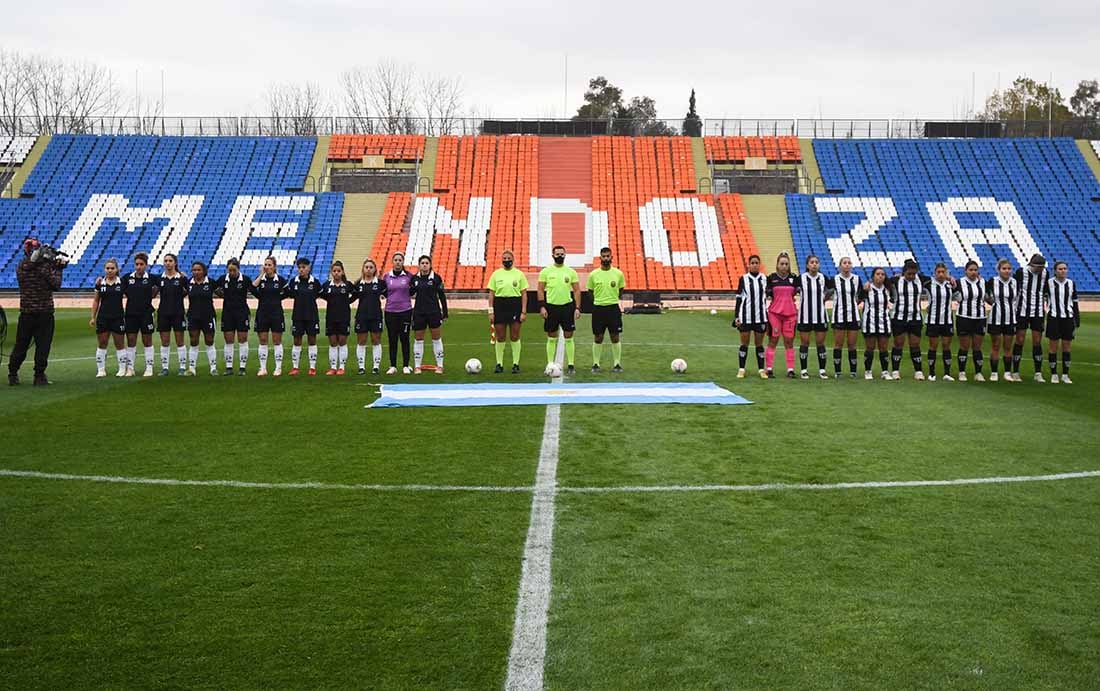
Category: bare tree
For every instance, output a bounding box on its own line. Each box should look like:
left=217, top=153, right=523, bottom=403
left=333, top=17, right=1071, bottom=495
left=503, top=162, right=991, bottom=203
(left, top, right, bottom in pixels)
left=267, top=82, right=328, bottom=136
left=21, top=54, right=119, bottom=134
left=367, top=60, right=416, bottom=134
left=0, top=50, right=31, bottom=135
left=420, top=73, right=463, bottom=135
left=338, top=67, right=372, bottom=133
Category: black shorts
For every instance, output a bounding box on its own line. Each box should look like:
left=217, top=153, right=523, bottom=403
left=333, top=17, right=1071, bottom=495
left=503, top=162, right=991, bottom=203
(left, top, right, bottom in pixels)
left=832, top=320, right=860, bottom=332
left=492, top=296, right=524, bottom=325
left=96, top=316, right=125, bottom=334
left=956, top=316, right=986, bottom=337
left=291, top=319, right=320, bottom=337
left=1018, top=316, right=1045, bottom=332
left=988, top=323, right=1017, bottom=336
left=385, top=310, right=412, bottom=335
left=124, top=313, right=155, bottom=335
left=591, top=304, right=623, bottom=336
left=737, top=322, right=768, bottom=334
left=355, top=316, right=384, bottom=334
left=544, top=303, right=577, bottom=333
left=412, top=313, right=443, bottom=331
left=188, top=315, right=216, bottom=334
left=891, top=319, right=923, bottom=336
left=1045, top=317, right=1076, bottom=341
left=926, top=323, right=955, bottom=338
left=326, top=320, right=350, bottom=337
left=221, top=310, right=251, bottom=333
left=157, top=313, right=187, bottom=332
left=255, top=310, right=285, bottom=333
left=797, top=322, right=828, bottom=333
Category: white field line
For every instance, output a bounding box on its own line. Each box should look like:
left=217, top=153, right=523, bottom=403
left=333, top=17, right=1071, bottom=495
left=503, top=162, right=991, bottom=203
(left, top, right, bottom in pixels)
left=505, top=334, right=565, bottom=691
left=2, top=469, right=1099, bottom=495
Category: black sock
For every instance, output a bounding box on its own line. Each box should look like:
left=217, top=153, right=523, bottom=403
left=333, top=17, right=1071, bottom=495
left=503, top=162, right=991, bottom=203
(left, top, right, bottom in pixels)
left=910, top=348, right=922, bottom=372
left=833, top=348, right=842, bottom=374
left=973, top=350, right=984, bottom=374
left=1012, top=343, right=1023, bottom=373
left=816, top=347, right=827, bottom=371
left=738, top=346, right=747, bottom=369
left=799, top=345, right=808, bottom=371
left=991, top=357, right=1000, bottom=374
left=1033, top=345, right=1044, bottom=373
left=890, top=347, right=902, bottom=371
left=1062, top=352, right=1071, bottom=375
left=1049, top=352, right=1058, bottom=375
left=928, top=349, right=937, bottom=376
left=943, top=349, right=953, bottom=375
left=879, top=351, right=890, bottom=371
left=1003, top=357, right=1012, bottom=375
left=958, top=349, right=969, bottom=372
left=755, top=346, right=765, bottom=370
left=864, top=350, right=875, bottom=371
left=848, top=349, right=858, bottom=373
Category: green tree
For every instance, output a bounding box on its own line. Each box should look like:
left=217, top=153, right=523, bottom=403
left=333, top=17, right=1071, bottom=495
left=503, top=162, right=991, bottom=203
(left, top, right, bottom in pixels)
left=682, top=88, right=702, bottom=137
left=979, top=76, right=1072, bottom=121
left=1070, top=79, right=1100, bottom=120
left=575, top=76, right=623, bottom=120
left=574, top=76, right=675, bottom=135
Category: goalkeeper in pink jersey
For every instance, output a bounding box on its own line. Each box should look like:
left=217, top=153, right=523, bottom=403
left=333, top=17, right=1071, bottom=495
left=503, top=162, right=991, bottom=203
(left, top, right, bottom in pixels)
left=765, top=252, right=799, bottom=378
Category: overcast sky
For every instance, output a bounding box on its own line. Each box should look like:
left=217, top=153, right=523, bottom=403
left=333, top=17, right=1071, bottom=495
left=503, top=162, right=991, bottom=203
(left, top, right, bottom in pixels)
left=2, top=0, right=1097, bottom=121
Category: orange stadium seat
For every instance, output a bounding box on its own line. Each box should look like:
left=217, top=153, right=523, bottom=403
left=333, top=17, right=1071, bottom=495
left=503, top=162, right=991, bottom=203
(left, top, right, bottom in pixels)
left=328, top=134, right=426, bottom=162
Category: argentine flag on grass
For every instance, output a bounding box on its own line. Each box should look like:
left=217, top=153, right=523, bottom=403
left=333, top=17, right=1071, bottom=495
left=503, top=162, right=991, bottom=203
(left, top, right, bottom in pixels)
left=368, top=382, right=752, bottom=408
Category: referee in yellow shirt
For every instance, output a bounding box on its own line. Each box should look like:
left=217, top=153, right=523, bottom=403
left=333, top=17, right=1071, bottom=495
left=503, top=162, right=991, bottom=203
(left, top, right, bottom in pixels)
left=487, top=250, right=529, bottom=373
left=537, top=244, right=581, bottom=375
left=586, top=246, right=626, bottom=372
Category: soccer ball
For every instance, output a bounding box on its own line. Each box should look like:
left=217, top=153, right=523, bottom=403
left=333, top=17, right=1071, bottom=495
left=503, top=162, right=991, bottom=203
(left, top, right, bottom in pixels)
left=709, top=309, right=718, bottom=315
left=544, top=362, right=563, bottom=378
left=671, top=358, right=688, bottom=373
left=465, top=358, right=482, bottom=374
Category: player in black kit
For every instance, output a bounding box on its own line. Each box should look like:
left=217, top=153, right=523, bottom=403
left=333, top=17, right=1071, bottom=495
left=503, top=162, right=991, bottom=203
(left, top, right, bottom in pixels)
left=216, top=257, right=251, bottom=376
left=157, top=253, right=189, bottom=376
left=320, top=260, right=357, bottom=375
left=186, top=261, right=219, bottom=376
left=409, top=255, right=448, bottom=374
left=286, top=256, right=323, bottom=376
left=251, top=256, right=288, bottom=376
left=121, top=252, right=158, bottom=377
left=90, top=258, right=126, bottom=378
left=354, top=258, right=387, bottom=375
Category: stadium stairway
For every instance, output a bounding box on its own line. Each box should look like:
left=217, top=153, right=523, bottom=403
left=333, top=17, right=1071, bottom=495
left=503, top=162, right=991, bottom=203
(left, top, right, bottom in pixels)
left=740, top=195, right=796, bottom=268
left=539, top=137, right=591, bottom=202
left=690, top=138, right=709, bottom=192
left=798, top=138, right=822, bottom=192
left=306, top=135, right=330, bottom=192
left=1077, top=140, right=1100, bottom=184
left=6, top=135, right=50, bottom=197
left=333, top=193, right=389, bottom=267
left=421, top=136, right=439, bottom=192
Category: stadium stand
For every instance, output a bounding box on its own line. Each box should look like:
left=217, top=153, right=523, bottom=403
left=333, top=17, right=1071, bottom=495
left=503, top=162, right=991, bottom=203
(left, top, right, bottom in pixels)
left=704, top=136, right=802, bottom=163
left=0, top=135, right=37, bottom=165
left=1093, top=140, right=1100, bottom=160
left=328, top=134, right=426, bottom=162
left=0, top=135, right=342, bottom=288
left=786, top=138, right=1100, bottom=290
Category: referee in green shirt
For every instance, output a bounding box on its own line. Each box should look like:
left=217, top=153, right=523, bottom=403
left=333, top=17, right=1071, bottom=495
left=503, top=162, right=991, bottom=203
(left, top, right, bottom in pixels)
left=537, top=244, right=581, bottom=374
left=586, top=246, right=626, bottom=372
left=487, top=250, right=529, bottom=373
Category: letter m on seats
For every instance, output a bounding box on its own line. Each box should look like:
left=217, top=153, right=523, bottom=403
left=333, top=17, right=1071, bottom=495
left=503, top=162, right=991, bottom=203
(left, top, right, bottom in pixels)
left=59, top=194, right=205, bottom=265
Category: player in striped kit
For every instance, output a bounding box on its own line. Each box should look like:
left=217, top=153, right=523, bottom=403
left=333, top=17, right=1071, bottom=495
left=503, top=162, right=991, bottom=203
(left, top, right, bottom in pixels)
left=733, top=255, right=768, bottom=379
left=889, top=259, right=928, bottom=380
left=986, top=259, right=1018, bottom=382
left=1045, top=260, right=1079, bottom=384
left=796, top=255, right=831, bottom=379
left=861, top=268, right=893, bottom=380
left=1013, top=254, right=1049, bottom=382
left=955, top=261, right=987, bottom=382
left=924, top=263, right=956, bottom=381
left=831, top=257, right=862, bottom=378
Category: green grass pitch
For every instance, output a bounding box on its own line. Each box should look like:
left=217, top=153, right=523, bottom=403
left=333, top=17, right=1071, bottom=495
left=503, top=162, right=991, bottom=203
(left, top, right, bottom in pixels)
left=2, top=309, right=1099, bottom=689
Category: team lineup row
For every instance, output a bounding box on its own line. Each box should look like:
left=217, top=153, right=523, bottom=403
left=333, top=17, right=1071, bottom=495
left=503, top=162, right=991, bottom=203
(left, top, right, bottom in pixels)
left=87, top=247, right=1081, bottom=383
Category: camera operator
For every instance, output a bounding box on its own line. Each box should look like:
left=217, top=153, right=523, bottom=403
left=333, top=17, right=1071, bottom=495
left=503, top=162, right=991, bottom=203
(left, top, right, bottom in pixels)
left=8, top=239, right=68, bottom=386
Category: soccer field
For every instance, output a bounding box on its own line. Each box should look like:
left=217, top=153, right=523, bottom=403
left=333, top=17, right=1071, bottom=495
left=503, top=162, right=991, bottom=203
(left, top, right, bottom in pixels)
left=2, top=309, right=1099, bottom=689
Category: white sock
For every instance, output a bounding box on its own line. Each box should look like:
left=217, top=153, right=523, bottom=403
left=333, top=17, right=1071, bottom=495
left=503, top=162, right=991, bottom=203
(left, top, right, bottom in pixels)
left=432, top=338, right=444, bottom=368
left=357, top=344, right=367, bottom=369
left=308, top=345, right=317, bottom=369
left=188, top=345, right=198, bottom=369
left=161, top=346, right=170, bottom=370
left=96, top=347, right=107, bottom=371
left=206, top=345, right=218, bottom=371
left=126, top=347, right=135, bottom=369
left=224, top=344, right=234, bottom=369
left=259, top=344, right=269, bottom=371
left=329, top=344, right=339, bottom=371
left=414, top=340, right=424, bottom=368
left=239, top=342, right=249, bottom=369
left=292, top=345, right=301, bottom=369
left=143, top=345, right=154, bottom=369
left=340, top=344, right=348, bottom=369
left=273, top=346, right=284, bottom=370
left=115, top=348, right=126, bottom=372
left=177, top=345, right=187, bottom=371
left=372, top=344, right=382, bottom=369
